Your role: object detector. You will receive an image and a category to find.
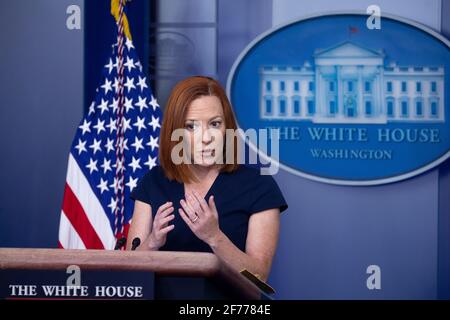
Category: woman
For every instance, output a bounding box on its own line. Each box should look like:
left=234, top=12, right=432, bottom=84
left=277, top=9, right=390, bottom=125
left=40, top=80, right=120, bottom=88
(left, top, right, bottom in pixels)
left=127, top=76, right=287, bottom=282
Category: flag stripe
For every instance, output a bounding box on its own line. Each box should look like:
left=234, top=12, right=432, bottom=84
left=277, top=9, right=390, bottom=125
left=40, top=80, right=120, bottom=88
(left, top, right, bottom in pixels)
left=62, top=183, right=104, bottom=249
left=58, top=211, right=87, bottom=249
left=66, top=154, right=116, bottom=249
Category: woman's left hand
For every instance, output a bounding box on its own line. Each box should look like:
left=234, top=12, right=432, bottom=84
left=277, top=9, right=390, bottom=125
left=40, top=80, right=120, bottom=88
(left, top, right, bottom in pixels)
left=179, top=191, right=221, bottom=246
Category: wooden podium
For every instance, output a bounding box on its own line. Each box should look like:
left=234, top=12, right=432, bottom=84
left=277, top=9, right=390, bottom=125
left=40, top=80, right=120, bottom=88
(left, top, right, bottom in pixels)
left=0, top=248, right=265, bottom=300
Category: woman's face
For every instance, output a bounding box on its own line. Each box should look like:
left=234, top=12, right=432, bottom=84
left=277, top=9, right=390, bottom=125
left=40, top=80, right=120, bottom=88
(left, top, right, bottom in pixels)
left=183, top=95, right=225, bottom=167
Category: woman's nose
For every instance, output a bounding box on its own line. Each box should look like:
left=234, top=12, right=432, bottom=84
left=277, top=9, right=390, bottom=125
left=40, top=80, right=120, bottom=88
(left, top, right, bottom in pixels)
left=202, top=127, right=213, bottom=144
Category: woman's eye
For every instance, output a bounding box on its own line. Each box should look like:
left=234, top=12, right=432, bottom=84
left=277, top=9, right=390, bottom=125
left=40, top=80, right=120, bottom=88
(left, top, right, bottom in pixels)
left=210, top=121, right=222, bottom=128
left=185, top=123, right=197, bottom=131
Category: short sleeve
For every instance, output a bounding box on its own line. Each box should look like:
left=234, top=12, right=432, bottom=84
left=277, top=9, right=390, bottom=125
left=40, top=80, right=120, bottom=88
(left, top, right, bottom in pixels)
left=248, top=174, right=288, bottom=214
left=130, top=171, right=153, bottom=205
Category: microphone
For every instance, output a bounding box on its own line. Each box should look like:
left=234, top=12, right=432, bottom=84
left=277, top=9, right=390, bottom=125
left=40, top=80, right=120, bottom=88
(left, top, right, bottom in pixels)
left=131, top=237, right=141, bottom=251
left=114, top=237, right=127, bottom=250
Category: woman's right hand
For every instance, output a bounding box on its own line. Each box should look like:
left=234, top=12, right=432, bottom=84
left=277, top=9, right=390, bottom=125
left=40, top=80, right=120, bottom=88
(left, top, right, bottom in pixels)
left=142, top=201, right=175, bottom=250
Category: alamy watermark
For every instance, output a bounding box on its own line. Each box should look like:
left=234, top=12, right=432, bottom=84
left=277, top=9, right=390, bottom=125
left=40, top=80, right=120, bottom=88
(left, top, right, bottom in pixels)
left=367, top=5, right=381, bottom=30
left=170, top=126, right=280, bottom=175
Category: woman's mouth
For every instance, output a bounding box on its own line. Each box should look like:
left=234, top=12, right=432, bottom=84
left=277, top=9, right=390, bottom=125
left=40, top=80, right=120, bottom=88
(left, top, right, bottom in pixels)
left=201, top=149, right=215, bottom=156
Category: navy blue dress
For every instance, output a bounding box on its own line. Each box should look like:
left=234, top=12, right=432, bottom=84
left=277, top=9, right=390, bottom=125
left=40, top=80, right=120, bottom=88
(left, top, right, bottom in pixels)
left=131, top=165, right=288, bottom=253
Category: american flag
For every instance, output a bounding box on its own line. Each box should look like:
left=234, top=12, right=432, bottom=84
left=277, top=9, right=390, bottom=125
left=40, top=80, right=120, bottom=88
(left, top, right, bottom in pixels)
left=58, top=21, right=161, bottom=249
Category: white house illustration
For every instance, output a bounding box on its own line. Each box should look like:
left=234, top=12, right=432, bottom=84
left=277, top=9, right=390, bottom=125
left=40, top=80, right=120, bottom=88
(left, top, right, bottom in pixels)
left=259, top=41, right=445, bottom=123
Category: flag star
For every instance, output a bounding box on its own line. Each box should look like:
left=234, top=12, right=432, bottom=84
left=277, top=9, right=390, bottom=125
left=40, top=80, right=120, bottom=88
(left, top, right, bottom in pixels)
left=113, top=159, right=125, bottom=173
left=124, top=56, right=135, bottom=72
left=86, top=158, right=98, bottom=174
left=106, top=118, right=117, bottom=134
left=146, top=135, right=159, bottom=152
left=123, top=138, right=129, bottom=150
left=109, top=97, right=119, bottom=114
left=74, top=139, right=87, bottom=154
left=110, top=177, right=121, bottom=193
left=144, top=155, right=157, bottom=170
left=124, top=97, right=134, bottom=113
left=124, top=77, right=136, bottom=92
left=133, top=116, right=146, bottom=133
left=126, top=176, right=138, bottom=192
left=137, top=76, right=148, bottom=92
left=93, top=118, right=106, bottom=135
left=123, top=118, right=132, bottom=133
left=118, top=176, right=125, bottom=190
left=100, top=158, right=112, bottom=174
left=125, top=37, right=135, bottom=50
left=128, top=156, right=142, bottom=173
left=116, top=137, right=129, bottom=151
left=89, top=138, right=102, bottom=155
left=112, top=77, right=120, bottom=93
left=135, top=61, right=143, bottom=72
left=107, top=198, right=118, bottom=214
left=105, top=138, right=115, bottom=153
left=97, top=98, right=109, bottom=115
left=109, top=182, right=117, bottom=195
left=105, top=58, right=115, bottom=74
left=88, top=102, right=96, bottom=116
left=97, top=178, right=109, bottom=194
left=148, top=115, right=161, bottom=131
left=149, top=95, right=159, bottom=110
left=79, top=119, right=91, bottom=135
left=135, top=96, right=148, bottom=112
left=131, top=136, right=144, bottom=152
left=101, top=78, right=113, bottom=95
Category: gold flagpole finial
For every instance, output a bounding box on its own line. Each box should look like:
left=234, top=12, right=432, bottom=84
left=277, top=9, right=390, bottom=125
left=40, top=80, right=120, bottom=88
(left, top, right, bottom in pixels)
left=111, top=0, right=132, bottom=41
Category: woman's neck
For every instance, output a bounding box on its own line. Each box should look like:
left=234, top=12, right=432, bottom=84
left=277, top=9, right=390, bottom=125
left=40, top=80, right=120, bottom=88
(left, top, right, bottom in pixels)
left=189, top=165, right=220, bottom=184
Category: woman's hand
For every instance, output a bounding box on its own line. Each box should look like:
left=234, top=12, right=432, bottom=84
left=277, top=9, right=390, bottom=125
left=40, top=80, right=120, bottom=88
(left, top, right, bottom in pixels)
left=141, top=201, right=175, bottom=250
left=179, top=191, right=221, bottom=246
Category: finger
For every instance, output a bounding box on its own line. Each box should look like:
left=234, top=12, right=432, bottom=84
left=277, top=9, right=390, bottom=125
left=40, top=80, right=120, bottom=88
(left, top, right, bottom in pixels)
left=184, top=194, right=200, bottom=214
left=187, top=193, right=204, bottom=216
left=156, top=202, right=173, bottom=217
left=154, top=206, right=174, bottom=229
left=209, top=195, right=218, bottom=217
left=178, top=208, right=194, bottom=229
left=192, top=191, right=209, bottom=214
left=157, top=205, right=174, bottom=220
left=159, top=214, right=175, bottom=227
left=180, top=199, right=197, bottom=221
left=160, top=224, right=175, bottom=234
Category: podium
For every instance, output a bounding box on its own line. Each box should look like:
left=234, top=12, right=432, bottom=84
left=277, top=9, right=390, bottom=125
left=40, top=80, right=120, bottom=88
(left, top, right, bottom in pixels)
left=0, top=248, right=265, bottom=300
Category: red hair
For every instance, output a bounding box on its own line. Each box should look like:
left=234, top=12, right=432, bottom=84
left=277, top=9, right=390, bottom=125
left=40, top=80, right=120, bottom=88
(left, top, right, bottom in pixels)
left=159, top=76, right=239, bottom=183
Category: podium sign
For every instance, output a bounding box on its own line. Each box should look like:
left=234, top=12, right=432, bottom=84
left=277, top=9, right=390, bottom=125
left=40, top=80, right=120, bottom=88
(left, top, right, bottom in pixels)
left=0, top=248, right=264, bottom=300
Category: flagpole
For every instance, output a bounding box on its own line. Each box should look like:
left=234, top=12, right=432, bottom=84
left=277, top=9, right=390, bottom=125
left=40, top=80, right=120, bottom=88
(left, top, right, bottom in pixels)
left=114, top=0, right=126, bottom=240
